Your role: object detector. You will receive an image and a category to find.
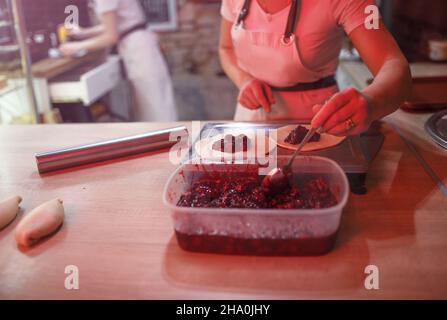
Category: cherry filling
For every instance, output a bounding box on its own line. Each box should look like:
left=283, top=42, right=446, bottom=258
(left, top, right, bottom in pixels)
left=284, top=125, right=321, bottom=145
left=175, top=171, right=339, bottom=255
left=177, top=173, right=337, bottom=209
left=212, top=134, right=250, bottom=153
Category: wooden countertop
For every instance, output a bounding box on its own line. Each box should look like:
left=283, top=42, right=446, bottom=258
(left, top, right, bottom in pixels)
left=0, top=122, right=446, bottom=299
left=32, top=50, right=106, bottom=79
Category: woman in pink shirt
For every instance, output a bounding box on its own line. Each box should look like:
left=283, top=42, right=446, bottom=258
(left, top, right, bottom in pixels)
left=219, top=0, right=411, bottom=136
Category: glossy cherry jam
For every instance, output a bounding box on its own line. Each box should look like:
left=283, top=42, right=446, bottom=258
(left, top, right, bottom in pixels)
left=177, top=173, right=337, bottom=209
left=212, top=134, right=250, bottom=153
left=285, top=125, right=321, bottom=144
left=175, top=231, right=338, bottom=256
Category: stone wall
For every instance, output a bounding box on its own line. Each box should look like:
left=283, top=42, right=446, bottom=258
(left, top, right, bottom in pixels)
left=158, top=0, right=223, bottom=76
left=156, top=1, right=238, bottom=121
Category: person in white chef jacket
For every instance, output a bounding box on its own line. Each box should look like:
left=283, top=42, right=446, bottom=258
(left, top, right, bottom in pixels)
left=59, top=0, right=178, bottom=122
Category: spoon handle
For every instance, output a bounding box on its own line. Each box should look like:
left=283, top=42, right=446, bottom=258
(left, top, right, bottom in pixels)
left=286, top=127, right=320, bottom=168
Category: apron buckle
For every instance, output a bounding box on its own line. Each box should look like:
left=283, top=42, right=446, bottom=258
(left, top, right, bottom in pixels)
left=280, top=34, right=295, bottom=46
left=234, top=21, right=244, bottom=30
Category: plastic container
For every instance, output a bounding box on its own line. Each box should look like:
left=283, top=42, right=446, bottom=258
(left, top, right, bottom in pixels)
left=163, top=156, right=349, bottom=256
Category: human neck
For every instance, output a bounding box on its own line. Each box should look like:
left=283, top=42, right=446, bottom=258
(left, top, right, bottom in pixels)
left=257, top=0, right=292, bottom=15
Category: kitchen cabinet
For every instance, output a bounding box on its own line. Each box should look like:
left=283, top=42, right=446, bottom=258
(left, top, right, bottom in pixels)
left=48, top=55, right=121, bottom=106
left=29, top=51, right=129, bottom=123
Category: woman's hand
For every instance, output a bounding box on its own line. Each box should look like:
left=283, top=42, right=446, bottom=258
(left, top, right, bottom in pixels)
left=238, top=78, right=275, bottom=113
left=311, top=87, right=374, bottom=136
left=59, top=42, right=85, bottom=57
left=66, top=25, right=84, bottom=40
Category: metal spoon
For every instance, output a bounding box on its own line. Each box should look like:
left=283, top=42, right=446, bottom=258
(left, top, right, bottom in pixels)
left=262, top=127, right=320, bottom=195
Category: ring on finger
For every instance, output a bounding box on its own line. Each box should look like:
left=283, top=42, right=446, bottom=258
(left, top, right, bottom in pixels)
left=345, top=118, right=356, bottom=131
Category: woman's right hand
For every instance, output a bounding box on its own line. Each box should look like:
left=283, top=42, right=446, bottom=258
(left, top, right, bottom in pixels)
left=59, top=41, right=85, bottom=57
left=238, top=78, right=275, bottom=113
left=66, top=25, right=84, bottom=40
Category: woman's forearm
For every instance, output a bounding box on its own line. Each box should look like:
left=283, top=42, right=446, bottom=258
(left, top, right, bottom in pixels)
left=80, top=25, right=105, bottom=38
left=75, top=12, right=119, bottom=53
left=219, top=19, right=253, bottom=89
left=362, top=57, right=412, bottom=120
left=349, top=22, right=412, bottom=122
left=218, top=19, right=275, bottom=112
left=67, top=24, right=105, bottom=41
left=78, top=32, right=118, bottom=52
left=219, top=47, right=253, bottom=89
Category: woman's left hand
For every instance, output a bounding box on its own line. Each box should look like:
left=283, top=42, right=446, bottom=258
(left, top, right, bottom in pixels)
left=59, top=42, right=85, bottom=57
left=311, top=87, right=374, bottom=136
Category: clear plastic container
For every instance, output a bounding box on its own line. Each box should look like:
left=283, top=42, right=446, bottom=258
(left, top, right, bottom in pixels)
left=163, top=156, right=349, bottom=256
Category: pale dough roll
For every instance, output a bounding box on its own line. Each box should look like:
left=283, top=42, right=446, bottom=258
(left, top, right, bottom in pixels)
left=0, top=196, right=22, bottom=230
left=271, top=125, right=346, bottom=152
left=15, top=199, right=65, bottom=247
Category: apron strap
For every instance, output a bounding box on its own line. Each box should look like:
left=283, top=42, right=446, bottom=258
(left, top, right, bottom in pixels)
left=236, top=0, right=301, bottom=39
left=236, top=0, right=251, bottom=26
left=119, top=22, right=147, bottom=42
left=270, top=75, right=337, bottom=92
left=284, top=0, right=301, bottom=40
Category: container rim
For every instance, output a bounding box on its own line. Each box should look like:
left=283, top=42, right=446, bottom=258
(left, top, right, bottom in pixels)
left=162, top=156, right=349, bottom=216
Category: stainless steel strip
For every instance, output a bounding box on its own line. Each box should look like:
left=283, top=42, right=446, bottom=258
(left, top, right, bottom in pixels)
left=390, top=122, right=447, bottom=198
left=36, top=126, right=188, bottom=174
left=425, top=110, right=447, bottom=150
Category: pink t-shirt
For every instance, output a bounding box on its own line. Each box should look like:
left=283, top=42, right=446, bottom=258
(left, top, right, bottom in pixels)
left=221, top=0, right=376, bottom=77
